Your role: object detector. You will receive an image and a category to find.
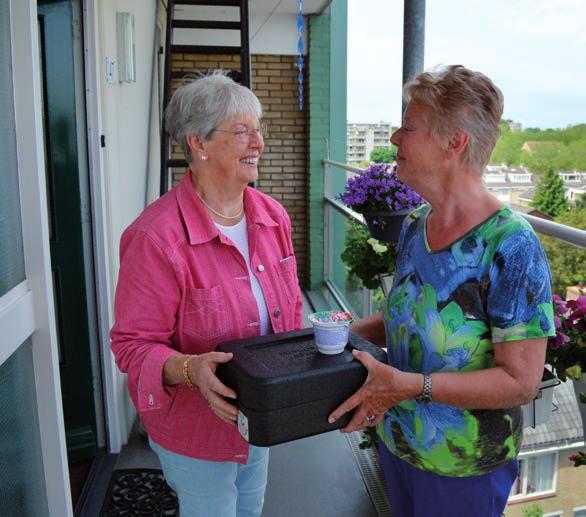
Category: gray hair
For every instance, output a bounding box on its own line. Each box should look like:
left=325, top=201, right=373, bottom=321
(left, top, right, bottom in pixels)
left=164, top=71, right=262, bottom=162
left=403, top=65, right=504, bottom=171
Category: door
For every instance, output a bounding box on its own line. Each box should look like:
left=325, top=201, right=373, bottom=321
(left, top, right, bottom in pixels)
left=38, top=0, right=97, bottom=463
left=1, top=0, right=60, bottom=514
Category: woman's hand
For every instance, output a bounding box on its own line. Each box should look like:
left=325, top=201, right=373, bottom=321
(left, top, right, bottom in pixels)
left=328, top=350, right=421, bottom=433
left=188, top=352, right=239, bottom=425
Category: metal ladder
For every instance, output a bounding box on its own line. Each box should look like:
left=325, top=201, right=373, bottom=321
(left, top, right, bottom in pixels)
left=160, top=0, right=251, bottom=195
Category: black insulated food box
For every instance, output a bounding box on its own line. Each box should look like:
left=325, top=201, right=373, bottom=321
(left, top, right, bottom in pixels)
left=216, top=328, right=387, bottom=446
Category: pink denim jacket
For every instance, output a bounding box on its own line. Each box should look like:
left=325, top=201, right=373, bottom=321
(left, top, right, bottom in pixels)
left=110, top=173, right=303, bottom=463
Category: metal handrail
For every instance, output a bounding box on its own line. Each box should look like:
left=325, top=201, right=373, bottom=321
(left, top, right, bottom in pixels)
left=324, top=196, right=365, bottom=225
left=521, top=215, right=586, bottom=248
left=323, top=159, right=586, bottom=249
left=323, top=159, right=363, bottom=174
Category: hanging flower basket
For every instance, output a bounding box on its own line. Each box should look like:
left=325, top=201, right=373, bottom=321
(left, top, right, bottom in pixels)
left=338, top=163, right=424, bottom=243
left=340, top=222, right=397, bottom=290
left=521, top=368, right=560, bottom=428
left=364, top=209, right=411, bottom=243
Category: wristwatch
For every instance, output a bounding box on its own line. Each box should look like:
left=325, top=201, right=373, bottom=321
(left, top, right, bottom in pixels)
left=415, top=374, right=432, bottom=403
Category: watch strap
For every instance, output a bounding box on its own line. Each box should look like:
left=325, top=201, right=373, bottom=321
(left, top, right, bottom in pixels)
left=415, top=373, right=432, bottom=403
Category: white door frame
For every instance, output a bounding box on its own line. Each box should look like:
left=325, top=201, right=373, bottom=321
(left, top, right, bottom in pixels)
left=7, top=0, right=72, bottom=515
left=83, top=0, right=128, bottom=453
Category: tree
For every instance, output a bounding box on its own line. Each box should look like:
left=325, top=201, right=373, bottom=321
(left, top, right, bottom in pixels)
left=558, top=140, right=586, bottom=170
left=522, top=503, right=544, bottom=517
left=523, top=142, right=565, bottom=174
left=490, top=123, right=586, bottom=169
left=532, top=166, right=568, bottom=216
left=490, top=133, right=525, bottom=165
left=370, top=146, right=397, bottom=163
left=540, top=208, right=586, bottom=296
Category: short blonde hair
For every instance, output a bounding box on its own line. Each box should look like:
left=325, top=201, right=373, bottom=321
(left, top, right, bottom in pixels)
left=404, top=65, right=503, bottom=171
left=164, top=71, right=262, bottom=162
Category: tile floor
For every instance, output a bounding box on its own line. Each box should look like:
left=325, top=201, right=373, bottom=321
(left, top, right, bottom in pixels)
left=108, top=423, right=379, bottom=517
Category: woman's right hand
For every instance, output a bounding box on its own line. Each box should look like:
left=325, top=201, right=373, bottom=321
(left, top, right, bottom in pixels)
left=328, top=349, right=421, bottom=432
left=188, top=352, right=239, bottom=425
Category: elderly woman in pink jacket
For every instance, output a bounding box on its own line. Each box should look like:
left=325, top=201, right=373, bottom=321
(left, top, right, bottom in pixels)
left=110, top=72, right=303, bottom=517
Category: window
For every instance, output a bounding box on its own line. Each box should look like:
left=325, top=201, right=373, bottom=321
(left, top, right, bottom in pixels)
left=510, top=452, right=557, bottom=499
left=574, top=507, right=586, bottom=517
left=0, top=0, right=25, bottom=296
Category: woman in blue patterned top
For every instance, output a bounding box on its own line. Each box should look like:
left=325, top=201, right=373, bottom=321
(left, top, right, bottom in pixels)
left=329, top=65, right=555, bottom=517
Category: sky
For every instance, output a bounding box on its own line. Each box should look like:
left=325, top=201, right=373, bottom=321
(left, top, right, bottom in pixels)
left=347, top=0, right=586, bottom=129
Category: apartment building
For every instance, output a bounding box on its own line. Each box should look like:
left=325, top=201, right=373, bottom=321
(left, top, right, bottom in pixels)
left=483, top=166, right=535, bottom=204
left=347, top=122, right=392, bottom=164
left=484, top=166, right=586, bottom=206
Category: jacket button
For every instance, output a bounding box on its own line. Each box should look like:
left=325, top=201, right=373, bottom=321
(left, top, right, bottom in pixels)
left=257, top=264, right=265, bottom=272
left=274, top=308, right=281, bottom=317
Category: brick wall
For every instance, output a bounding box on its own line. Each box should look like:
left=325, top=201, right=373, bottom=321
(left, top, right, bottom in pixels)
left=169, top=53, right=308, bottom=287
left=252, top=55, right=308, bottom=287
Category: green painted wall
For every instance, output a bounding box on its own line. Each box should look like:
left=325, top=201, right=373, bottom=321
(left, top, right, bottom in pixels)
left=329, top=1, right=348, bottom=291
left=329, top=1, right=347, bottom=167
left=308, top=0, right=348, bottom=290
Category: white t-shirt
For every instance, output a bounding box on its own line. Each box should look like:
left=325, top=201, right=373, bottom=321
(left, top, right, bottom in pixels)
left=215, top=216, right=271, bottom=336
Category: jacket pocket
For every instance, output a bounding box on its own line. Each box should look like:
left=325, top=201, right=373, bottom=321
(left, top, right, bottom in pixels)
left=275, top=256, right=299, bottom=304
left=183, top=285, right=229, bottom=340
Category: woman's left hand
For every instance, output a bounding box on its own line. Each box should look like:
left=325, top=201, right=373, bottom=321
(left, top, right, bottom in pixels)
left=328, top=349, right=412, bottom=433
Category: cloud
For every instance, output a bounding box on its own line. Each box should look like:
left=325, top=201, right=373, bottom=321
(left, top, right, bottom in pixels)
left=348, top=0, right=586, bottom=128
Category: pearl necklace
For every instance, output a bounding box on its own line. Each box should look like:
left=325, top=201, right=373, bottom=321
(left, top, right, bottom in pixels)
left=195, top=190, right=244, bottom=220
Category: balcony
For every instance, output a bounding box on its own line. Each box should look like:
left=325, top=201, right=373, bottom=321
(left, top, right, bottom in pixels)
left=5, top=0, right=585, bottom=515
left=81, top=158, right=585, bottom=517
left=320, top=159, right=586, bottom=516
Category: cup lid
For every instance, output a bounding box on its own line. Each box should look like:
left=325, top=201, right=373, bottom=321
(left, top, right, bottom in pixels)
left=308, top=310, right=353, bottom=327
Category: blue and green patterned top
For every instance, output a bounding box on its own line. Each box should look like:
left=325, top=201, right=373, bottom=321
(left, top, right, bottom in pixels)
left=378, top=205, right=555, bottom=477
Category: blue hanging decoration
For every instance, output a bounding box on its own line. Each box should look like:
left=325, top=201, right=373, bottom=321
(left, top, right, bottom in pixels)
left=297, top=0, right=304, bottom=111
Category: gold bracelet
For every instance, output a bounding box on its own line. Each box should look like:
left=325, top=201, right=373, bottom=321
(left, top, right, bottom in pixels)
left=182, top=355, right=197, bottom=390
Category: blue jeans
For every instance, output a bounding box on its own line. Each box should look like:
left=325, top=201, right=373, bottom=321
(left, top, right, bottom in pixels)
left=377, top=440, right=518, bottom=517
left=150, top=439, right=269, bottom=517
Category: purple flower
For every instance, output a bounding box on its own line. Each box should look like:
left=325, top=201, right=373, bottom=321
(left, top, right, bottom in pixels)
left=337, top=162, right=424, bottom=214
left=547, top=295, right=585, bottom=380
left=551, top=330, right=571, bottom=350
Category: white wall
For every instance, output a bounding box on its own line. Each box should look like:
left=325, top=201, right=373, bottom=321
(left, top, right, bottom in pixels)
left=91, top=2, right=309, bottom=450
left=94, top=0, right=159, bottom=449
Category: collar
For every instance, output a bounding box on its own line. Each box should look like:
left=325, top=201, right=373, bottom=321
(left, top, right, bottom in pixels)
left=176, top=171, right=278, bottom=245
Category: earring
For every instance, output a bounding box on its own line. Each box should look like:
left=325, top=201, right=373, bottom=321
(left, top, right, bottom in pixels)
left=201, top=153, right=208, bottom=161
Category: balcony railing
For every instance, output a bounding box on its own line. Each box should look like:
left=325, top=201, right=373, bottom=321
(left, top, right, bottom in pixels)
left=322, top=159, right=586, bottom=317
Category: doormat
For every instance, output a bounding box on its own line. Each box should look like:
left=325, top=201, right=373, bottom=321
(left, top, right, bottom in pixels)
left=100, top=468, right=178, bottom=516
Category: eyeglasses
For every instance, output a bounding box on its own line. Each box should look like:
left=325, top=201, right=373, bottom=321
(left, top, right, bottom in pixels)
left=212, top=123, right=267, bottom=143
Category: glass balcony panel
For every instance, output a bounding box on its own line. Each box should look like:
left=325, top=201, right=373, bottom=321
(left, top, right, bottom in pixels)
left=325, top=205, right=384, bottom=319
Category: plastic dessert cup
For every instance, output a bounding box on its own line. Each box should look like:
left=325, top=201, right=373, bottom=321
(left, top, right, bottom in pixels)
left=307, top=310, right=353, bottom=355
